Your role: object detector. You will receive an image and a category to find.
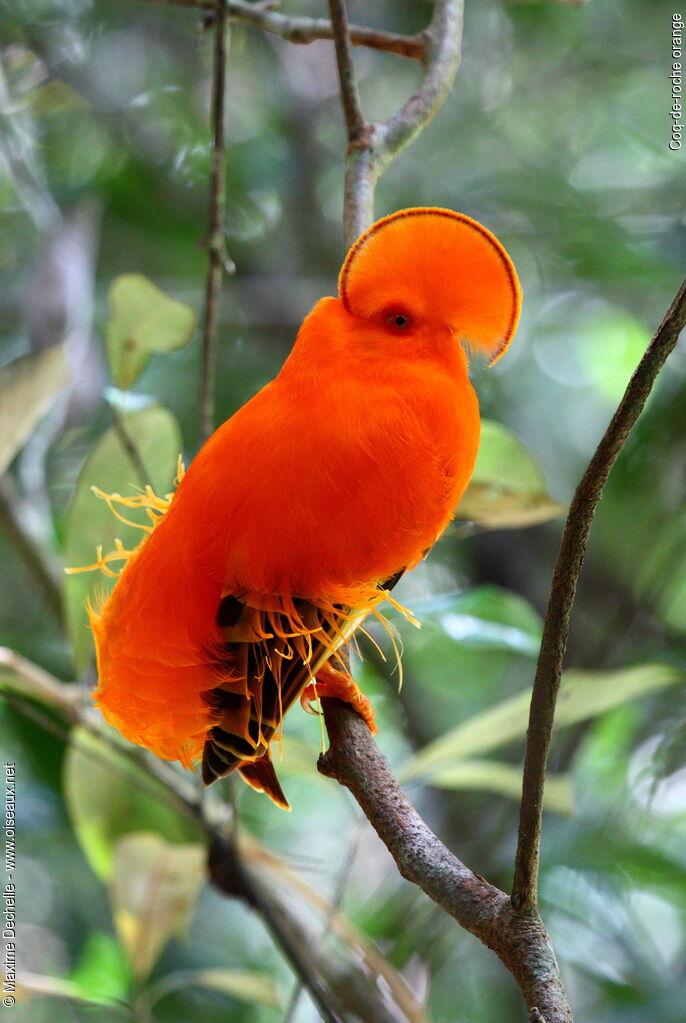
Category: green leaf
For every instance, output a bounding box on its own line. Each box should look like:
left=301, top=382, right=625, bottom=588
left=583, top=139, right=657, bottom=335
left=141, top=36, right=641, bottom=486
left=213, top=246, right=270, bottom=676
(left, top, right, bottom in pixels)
left=63, top=727, right=201, bottom=881
left=401, top=690, right=531, bottom=780
left=142, top=968, right=281, bottom=1012
left=556, top=664, right=684, bottom=727
left=106, top=274, right=196, bottom=390
left=0, top=345, right=69, bottom=475
left=415, top=585, right=543, bottom=656
left=63, top=406, right=181, bottom=671
left=380, top=587, right=544, bottom=715
left=401, top=663, right=684, bottom=782
left=578, top=307, right=650, bottom=404
left=111, top=832, right=206, bottom=981
left=427, top=758, right=573, bottom=814
left=68, top=932, right=131, bottom=1003
left=17, top=973, right=126, bottom=1011
left=24, top=78, right=86, bottom=116
left=457, top=419, right=565, bottom=529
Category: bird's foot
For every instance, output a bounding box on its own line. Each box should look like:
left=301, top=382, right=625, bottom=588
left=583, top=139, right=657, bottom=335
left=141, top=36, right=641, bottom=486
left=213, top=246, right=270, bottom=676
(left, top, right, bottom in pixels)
left=300, top=662, right=377, bottom=735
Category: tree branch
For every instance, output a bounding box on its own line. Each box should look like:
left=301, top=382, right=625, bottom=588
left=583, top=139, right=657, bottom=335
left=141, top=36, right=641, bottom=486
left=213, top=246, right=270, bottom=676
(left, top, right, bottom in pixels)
left=0, top=647, right=84, bottom=717
left=147, top=0, right=426, bottom=61
left=148, top=0, right=459, bottom=247
left=0, top=477, right=63, bottom=622
left=199, top=0, right=234, bottom=444
left=318, top=698, right=573, bottom=1023
left=315, top=280, right=686, bottom=1020
left=2, top=650, right=425, bottom=1023
left=327, top=0, right=365, bottom=143
left=339, top=0, right=464, bottom=246
left=512, top=274, right=686, bottom=911
left=112, top=409, right=151, bottom=486
left=208, top=834, right=344, bottom=1023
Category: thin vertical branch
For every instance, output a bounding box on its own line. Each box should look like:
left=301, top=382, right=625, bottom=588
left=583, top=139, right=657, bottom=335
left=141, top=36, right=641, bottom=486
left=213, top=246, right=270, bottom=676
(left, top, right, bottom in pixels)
left=511, top=275, right=686, bottom=911
left=199, top=0, right=234, bottom=444
left=0, top=478, right=63, bottom=621
left=112, top=409, right=151, bottom=486
left=327, top=0, right=365, bottom=142
left=326, top=0, right=373, bottom=248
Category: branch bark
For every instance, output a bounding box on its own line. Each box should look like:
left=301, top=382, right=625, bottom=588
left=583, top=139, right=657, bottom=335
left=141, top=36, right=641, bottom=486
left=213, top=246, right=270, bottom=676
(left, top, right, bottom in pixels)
left=149, top=0, right=460, bottom=248
left=318, top=699, right=573, bottom=1023
left=148, top=0, right=426, bottom=61
left=327, top=0, right=365, bottom=144
left=199, top=0, right=234, bottom=444
left=0, top=647, right=84, bottom=717
left=1, top=651, right=426, bottom=1023
left=208, top=834, right=344, bottom=1023
left=328, top=0, right=464, bottom=247
left=315, top=281, right=686, bottom=1020
left=511, top=273, right=686, bottom=910
left=0, top=477, right=63, bottom=622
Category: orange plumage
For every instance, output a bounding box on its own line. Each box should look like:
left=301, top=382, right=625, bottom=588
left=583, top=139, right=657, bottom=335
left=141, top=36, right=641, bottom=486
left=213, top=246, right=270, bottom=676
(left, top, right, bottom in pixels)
left=84, top=208, right=521, bottom=809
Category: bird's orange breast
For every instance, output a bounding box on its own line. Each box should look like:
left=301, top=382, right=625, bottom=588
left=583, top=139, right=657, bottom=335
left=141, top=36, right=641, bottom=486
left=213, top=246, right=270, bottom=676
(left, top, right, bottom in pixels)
left=90, top=313, right=479, bottom=766
left=169, top=306, right=480, bottom=599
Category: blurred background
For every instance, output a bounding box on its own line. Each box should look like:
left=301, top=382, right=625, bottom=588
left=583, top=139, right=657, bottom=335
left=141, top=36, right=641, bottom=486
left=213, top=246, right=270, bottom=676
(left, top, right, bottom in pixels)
left=1, top=0, right=685, bottom=1020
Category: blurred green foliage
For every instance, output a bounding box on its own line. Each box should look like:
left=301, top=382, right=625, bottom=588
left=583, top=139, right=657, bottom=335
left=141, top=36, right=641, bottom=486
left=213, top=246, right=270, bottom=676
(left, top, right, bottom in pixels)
left=1, top=0, right=685, bottom=1021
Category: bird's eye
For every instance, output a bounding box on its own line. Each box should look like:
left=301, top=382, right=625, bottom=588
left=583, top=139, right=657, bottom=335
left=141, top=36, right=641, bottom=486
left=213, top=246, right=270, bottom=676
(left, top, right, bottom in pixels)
left=386, top=312, right=413, bottom=331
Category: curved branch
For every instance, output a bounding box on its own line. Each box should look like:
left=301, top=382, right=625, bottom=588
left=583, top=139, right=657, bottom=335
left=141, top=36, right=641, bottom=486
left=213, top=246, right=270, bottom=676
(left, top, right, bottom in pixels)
left=340, top=0, right=464, bottom=245
left=2, top=650, right=426, bottom=1023
left=147, top=0, right=426, bottom=61
left=148, top=0, right=457, bottom=247
left=512, top=274, right=686, bottom=911
left=318, top=698, right=573, bottom=1023
left=376, top=0, right=464, bottom=168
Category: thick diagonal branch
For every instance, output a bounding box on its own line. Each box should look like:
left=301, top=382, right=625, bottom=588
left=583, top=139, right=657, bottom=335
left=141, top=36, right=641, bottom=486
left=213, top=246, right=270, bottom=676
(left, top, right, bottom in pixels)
left=512, top=274, right=686, bottom=910
left=1, top=649, right=427, bottom=1023
left=318, top=698, right=573, bottom=1023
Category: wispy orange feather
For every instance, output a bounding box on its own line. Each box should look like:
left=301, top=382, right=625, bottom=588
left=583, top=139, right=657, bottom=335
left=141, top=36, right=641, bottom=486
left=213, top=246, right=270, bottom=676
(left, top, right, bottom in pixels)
left=80, top=208, right=521, bottom=805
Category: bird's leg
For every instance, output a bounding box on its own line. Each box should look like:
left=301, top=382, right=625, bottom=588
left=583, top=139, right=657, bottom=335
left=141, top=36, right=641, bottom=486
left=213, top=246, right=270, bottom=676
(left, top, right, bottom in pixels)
left=300, top=661, right=377, bottom=735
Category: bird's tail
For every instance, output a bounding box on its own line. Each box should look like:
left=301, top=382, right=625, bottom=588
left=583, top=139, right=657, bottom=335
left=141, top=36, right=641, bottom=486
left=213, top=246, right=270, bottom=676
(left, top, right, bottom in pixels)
left=238, top=753, right=291, bottom=811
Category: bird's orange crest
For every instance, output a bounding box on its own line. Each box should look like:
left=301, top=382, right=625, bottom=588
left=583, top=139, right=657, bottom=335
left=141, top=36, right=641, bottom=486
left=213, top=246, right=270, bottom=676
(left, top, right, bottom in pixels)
left=338, top=207, right=521, bottom=365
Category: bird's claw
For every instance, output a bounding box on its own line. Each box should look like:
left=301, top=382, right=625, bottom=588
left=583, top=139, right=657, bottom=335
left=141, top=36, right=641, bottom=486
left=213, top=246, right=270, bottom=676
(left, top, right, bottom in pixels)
left=300, top=663, right=377, bottom=735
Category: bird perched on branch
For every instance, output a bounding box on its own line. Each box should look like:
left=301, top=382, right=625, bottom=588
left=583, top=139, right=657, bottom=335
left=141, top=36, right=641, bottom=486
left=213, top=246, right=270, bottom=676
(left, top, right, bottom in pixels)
left=73, top=208, right=521, bottom=809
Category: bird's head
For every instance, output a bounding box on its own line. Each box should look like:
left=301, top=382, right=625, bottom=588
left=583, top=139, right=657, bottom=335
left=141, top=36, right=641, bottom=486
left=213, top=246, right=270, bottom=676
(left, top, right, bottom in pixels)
left=336, top=207, right=521, bottom=368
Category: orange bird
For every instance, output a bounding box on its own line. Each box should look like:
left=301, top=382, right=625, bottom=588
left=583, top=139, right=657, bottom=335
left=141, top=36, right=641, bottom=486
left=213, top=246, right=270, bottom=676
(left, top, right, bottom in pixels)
left=79, top=208, right=521, bottom=809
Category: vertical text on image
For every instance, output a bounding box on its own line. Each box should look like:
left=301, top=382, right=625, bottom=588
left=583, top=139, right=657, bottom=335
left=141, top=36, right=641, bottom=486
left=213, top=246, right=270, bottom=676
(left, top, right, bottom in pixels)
left=671, top=13, right=684, bottom=149
left=3, top=764, right=16, bottom=1007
